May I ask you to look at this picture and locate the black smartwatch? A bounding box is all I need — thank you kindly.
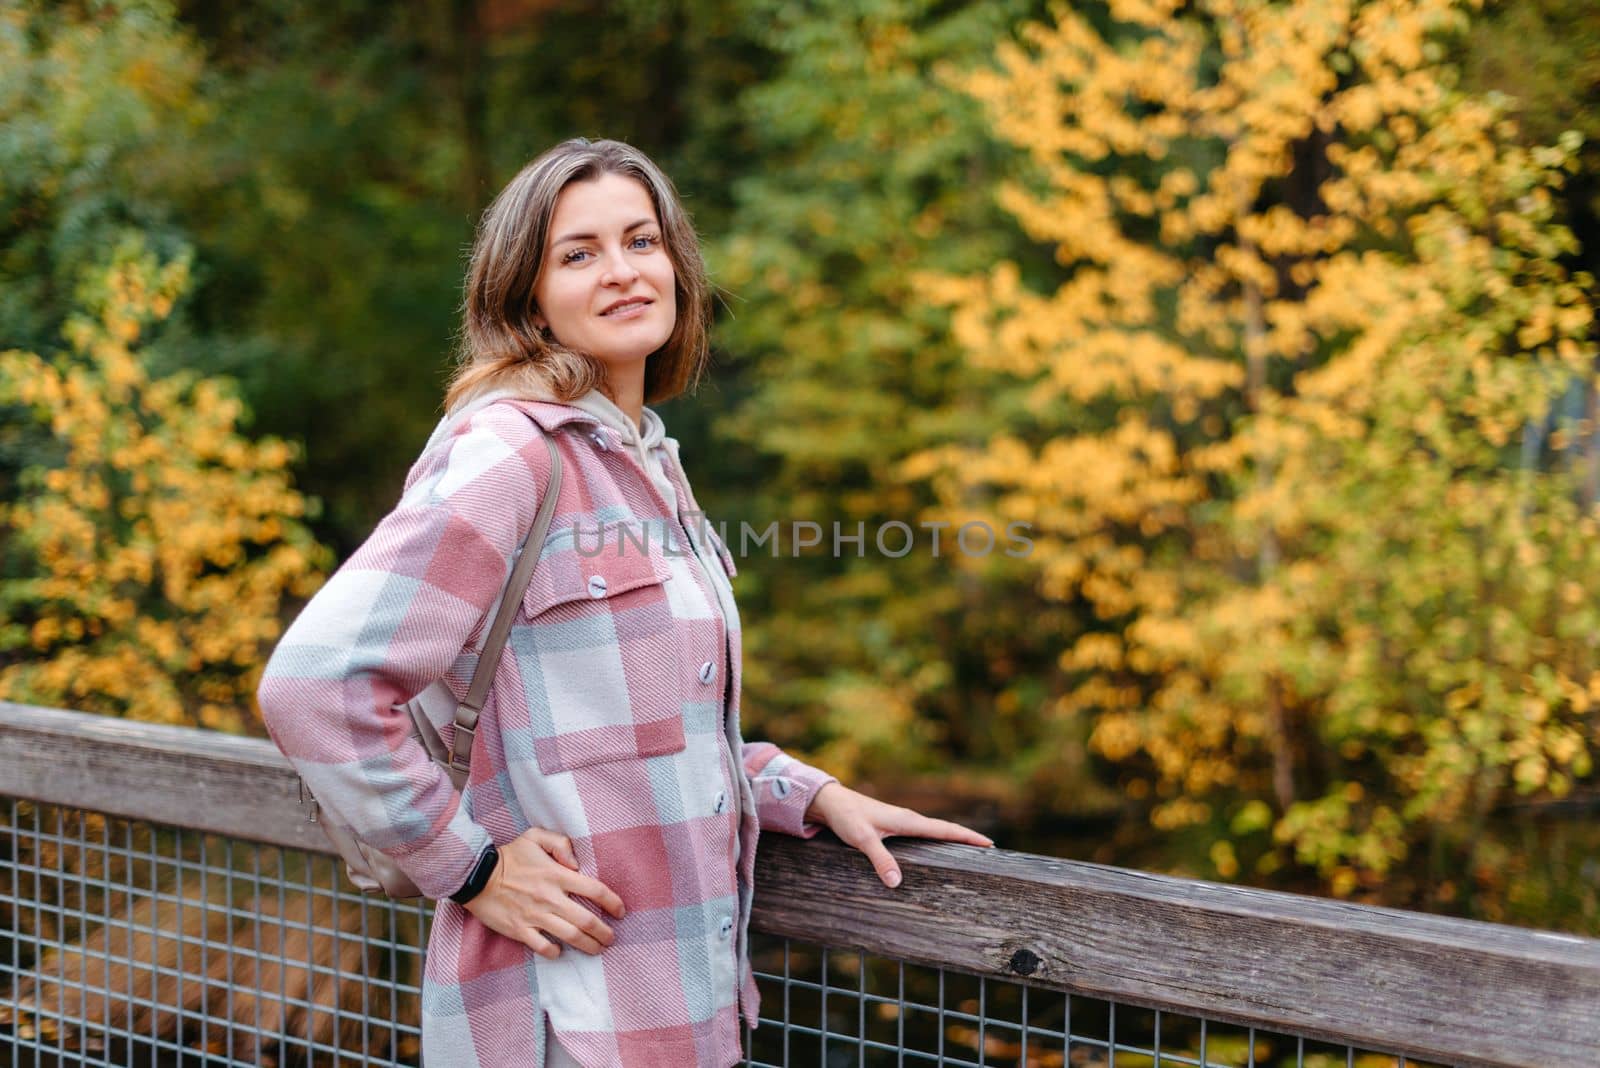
[450,843,499,905]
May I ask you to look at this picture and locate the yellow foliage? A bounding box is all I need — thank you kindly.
[918,0,1599,894]
[0,237,329,731]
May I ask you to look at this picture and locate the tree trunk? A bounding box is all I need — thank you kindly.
[1237,168,1293,811]
[1582,355,1599,508]
[449,0,491,214]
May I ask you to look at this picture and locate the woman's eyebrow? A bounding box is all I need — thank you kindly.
[550,218,657,246]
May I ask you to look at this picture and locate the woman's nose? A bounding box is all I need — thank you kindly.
[600,248,640,286]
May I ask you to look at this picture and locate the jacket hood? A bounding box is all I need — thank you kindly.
[569,389,664,472]
[426,387,664,470]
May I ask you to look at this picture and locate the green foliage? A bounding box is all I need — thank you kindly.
[1458,0,1600,228]
[163,0,778,550]
[0,0,208,373]
[704,0,1106,803]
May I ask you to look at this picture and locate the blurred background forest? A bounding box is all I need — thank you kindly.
[2,0,1598,936]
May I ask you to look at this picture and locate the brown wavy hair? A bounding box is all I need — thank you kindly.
[445,138,712,413]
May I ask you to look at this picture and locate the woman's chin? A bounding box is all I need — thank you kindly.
[587,334,674,368]
[588,345,661,371]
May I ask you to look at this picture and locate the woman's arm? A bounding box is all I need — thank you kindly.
[256,404,549,900]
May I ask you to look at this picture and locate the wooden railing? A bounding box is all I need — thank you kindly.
[3,700,1598,1067]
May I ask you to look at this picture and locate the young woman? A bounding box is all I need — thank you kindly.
[256,137,992,1067]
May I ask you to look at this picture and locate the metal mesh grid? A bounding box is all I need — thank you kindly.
[2,798,430,1066]
[738,937,1453,1068]
[4,797,1453,1067]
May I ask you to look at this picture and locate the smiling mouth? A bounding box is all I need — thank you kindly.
[601,299,652,317]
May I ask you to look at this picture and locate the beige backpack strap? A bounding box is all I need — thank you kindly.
[448,432,564,775]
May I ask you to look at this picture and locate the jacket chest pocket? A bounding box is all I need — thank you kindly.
[514,533,686,775]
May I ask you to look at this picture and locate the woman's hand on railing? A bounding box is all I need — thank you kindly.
[463,827,626,959]
[804,782,995,889]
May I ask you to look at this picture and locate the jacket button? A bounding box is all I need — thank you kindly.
[587,575,608,598]
[713,790,728,814]
[589,431,610,452]
[718,915,734,940]
[771,778,791,799]
[698,660,716,684]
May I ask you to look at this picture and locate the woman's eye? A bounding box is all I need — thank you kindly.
[631,234,661,250]
[561,249,590,265]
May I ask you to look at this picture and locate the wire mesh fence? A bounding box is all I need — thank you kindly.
[2,798,428,1066]
[738,938,1449,1068]
[1,796,1452,1067]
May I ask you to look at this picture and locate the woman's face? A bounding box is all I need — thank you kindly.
[532,172,677,374]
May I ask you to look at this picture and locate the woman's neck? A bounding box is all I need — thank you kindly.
[601,366,645,430]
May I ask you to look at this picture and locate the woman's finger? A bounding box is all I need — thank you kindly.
[540,913,609,956]
[906,816,994,847]
[563,901,620,949]
[952,822,996,846]
[526,827,580,869]
[852,833,903,889]
[544,891,617,948]
[525,929,559,960]
[560,870,628,920]
[873,807,995,847]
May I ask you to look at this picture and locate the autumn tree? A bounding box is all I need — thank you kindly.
[917,0,1599,911]
[0,236,328,731]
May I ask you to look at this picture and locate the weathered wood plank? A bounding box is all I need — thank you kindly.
[751,833,1600,1068]
[0,700,326,853]
[6,701,1599,1066]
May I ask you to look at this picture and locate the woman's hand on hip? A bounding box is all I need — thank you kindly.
[804,782,995,889]
[463,827,626,959]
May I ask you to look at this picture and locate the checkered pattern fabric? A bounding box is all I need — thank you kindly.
[257,398,837,1067]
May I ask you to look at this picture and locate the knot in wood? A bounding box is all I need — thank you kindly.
[1006,947,1041,977]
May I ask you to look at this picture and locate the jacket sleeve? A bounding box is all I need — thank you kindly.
[256,404,548,900]
[741,741,838,837]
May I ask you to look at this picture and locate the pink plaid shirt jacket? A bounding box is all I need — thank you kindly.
[256,397,837,1067]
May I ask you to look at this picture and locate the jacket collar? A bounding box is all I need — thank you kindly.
[501,397,603,433]
[503,398,679,464]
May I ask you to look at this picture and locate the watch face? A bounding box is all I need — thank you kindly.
[453,844,498,904]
